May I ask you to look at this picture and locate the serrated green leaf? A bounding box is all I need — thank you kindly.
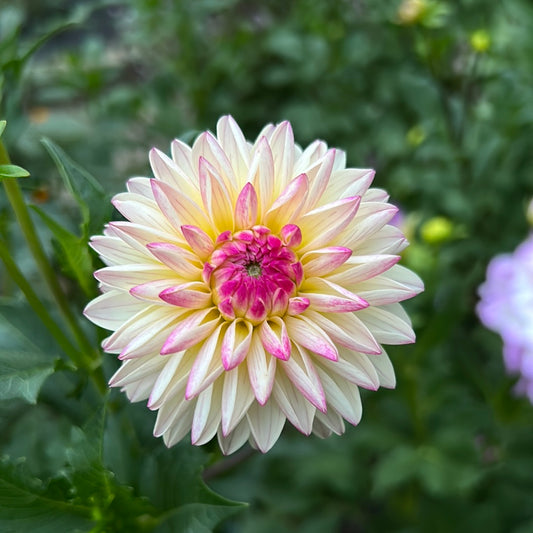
[66,405,158,532]
[0,302,59,404]
[65,405,112,505]
[155,502,244,533]
[141,446,246,533]
[41,138,111,238]
[0,164,29,179]
[30,205,94,296]
[0,350,57,404]
[0,458,93,533]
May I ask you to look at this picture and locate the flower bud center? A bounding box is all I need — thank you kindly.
[205,225,303,324]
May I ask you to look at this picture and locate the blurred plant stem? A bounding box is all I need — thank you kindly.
[0,138,106,394]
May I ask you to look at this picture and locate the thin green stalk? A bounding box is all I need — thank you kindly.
[1,138,106,393]
[0,239,80,360]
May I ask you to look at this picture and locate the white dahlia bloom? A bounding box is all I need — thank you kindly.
[84,116,423,454]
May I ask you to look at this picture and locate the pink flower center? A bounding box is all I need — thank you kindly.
[204,224,304,324]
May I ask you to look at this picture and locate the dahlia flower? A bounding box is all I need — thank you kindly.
[84,116,423,453]
[477,235,533,402]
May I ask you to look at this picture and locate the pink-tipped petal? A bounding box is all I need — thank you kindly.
[146,242,201,278]
[287,296,310,316]
[285,315,338,361]
[234,182,258,230]
[180,225,214,260]
[159,283,212,309]
[160,308,220,354]
[259,317,291,361]
[281,345,327,412]
[221,319,253,371]
[264,173,308,231]
[301,247,352,277]
[151,179,211,234]
[280,224,302,248]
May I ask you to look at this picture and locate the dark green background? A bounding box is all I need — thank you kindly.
[1,1,533,531]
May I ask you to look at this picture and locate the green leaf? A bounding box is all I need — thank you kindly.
[30,206,94,296]
[0,302,58,404]
[66,405,158,532]
[40,138,111,238]
[0,121,5,137]
[0,457,93,533]
[0,350,57,404]
[0,164,29,179]
[141,446,246,533]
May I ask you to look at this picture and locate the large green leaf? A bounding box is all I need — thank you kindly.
[0,302,58,404]
[65,406,157,532]
[0,458,93,533]
[141,446,246,533]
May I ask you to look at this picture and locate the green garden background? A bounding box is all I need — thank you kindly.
[1,0,533,531]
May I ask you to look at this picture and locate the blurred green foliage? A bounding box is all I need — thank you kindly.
[1,0,533,531]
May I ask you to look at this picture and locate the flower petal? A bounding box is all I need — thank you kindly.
[234,182,258,230]
[159,282,212,309]
[221,364,255,436]
[146,242,202,278]
[191,382,222,445]
[246,400,286,453]
[285,315,338,361]
[264,173,308,232]
[280,344,327,412]
[248,136,275,217]
[83,290,146,330]
[185,324,226,399]
[199,156,234,232]
[301,247,352,278]
[303,309,381,355]
[221,318,253,371]
[273,372,315,435]
[356,303,415,345]
[216,115,251,188]
[217,418,251,455]
[315,366,363,426]
[259,317,291,361]
[161,308,221,354]
[247,331,276,405]
[298,196,361,252]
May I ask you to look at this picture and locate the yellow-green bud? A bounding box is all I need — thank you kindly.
[397,0,427,25]
[407,125,426,147]
[420,216,453,244]
[470,30,491,53]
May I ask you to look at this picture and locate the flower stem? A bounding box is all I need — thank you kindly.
[0,138,106,394]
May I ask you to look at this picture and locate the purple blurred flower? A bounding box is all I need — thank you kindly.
[477,235,533,402]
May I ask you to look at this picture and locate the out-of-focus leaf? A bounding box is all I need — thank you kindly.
[0,350,56,404]
[65,406,157,532]
[0,302,58,404]
[0,120,5,136]
[0,457,93,533]
[0,164,29,179]
[141,446,245,533]
[40,138,111,238]
[31,205,93,296]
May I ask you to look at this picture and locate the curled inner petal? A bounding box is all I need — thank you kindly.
[208,225,303,324]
